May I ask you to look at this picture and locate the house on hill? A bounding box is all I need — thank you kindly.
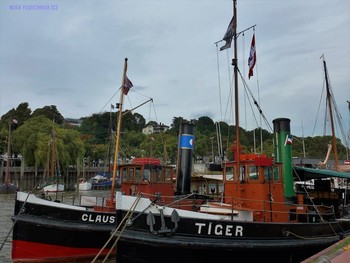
[142,123,169,135]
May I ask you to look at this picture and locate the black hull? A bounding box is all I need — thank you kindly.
[115,209,350,263]
[116,237,325,263]
[12,192,116,262]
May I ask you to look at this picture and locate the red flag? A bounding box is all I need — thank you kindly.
[123,76,133,95]
[220,16,235,51]
[248,34,256,79]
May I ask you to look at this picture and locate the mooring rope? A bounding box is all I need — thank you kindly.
[91,193,142,263]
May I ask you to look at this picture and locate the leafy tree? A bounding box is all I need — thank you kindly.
[32,105,64,124]
[120,130,146,158]
[145,120,158,127]
[13,116,84,170]
[0,103,32,152]
[140,133,178,163]
[169,117,189,134]
[122,112,145,132]
[193,116,215,135]
[79,112,111,144]
[0,102,32,129]
[2,100,350,168]
[193,132,211,160]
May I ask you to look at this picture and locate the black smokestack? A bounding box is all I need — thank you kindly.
[175,122,195,195]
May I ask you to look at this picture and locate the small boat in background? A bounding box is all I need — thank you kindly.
[41,183,65,192]
[91,172,113,190]
[38,129,65,193]
[77,178,92,191]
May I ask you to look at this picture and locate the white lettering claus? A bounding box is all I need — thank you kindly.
[81,213,115,224]
[195,222,243,236]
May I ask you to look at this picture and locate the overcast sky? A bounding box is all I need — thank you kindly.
[0,0,349,142]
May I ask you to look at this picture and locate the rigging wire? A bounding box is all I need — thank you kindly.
[215,43,234,157]
[215,43,223,121]
[216,24,267,155]
[241,31,247,131]
[311,58,349,159]
[251,27,264,152]
[237,68,273,133]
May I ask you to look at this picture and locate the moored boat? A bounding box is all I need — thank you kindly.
[11,155,175,262]
[114,119,350,263]
[11,191,116,262]
[41,182,65,192]
[37,129,65,193]
[91,172,113,190]
[77,179,92,191]
[11,58,135,262]
[112,1,350,262]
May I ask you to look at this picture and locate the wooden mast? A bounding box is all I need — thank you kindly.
[232,0,240,174]
[5,120,12,186]
[0,119,17,193]
[50,130,56,182]
[110,58,128,200]
[322,57,339,170]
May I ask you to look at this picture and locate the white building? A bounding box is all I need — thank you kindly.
[142,123,169,135]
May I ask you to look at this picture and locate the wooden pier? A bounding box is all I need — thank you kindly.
[0,158,108,191]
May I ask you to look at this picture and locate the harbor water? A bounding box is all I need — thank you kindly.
[0,190,115,263]
[0,193,14,263]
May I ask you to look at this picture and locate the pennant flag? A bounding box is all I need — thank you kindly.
[248,34,256,79]
[123,76,133,95]
[284,134,293,146]
[111,104,115,109]
[220,16,235,51]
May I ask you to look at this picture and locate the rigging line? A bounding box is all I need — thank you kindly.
[91,193,142,263]
[241,31,247,131]
[330,88,349,148]
[240,74,266,135]
[251,28,264,152]
[102,195,142,263]
[238,68,273,132]
[98,87,121,115]
[241,84,260,132]
[215,43,223,121]
[286,152,329,222]
[146,98,152,124]
[224,46,234,125]
[216,36,234,128]
[150,98,159,124]
[150,101,170,163]
[312,63,326,137]
[291,166,343,233]
[224,74,235,155]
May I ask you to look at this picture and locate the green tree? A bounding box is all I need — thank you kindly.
[13,116,84,170]
[32,105,64,124]
[169,117,189,134]
[194,116,215,135]
[122,112,145,132]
